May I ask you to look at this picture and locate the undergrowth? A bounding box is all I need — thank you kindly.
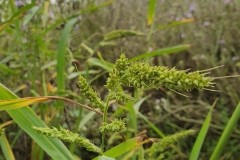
[0,0,240,160]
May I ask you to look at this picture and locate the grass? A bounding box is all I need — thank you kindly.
[0,0,240,159]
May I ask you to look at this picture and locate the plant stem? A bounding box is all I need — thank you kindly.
[101,95,111,151]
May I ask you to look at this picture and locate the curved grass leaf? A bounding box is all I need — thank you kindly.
[87,58,113,72]
[57,17,78,94]
[157,18,194,31]
[0,97,49,110]
[0,64,16,75]
[130,44,190,61]
[190,101,216,160]
[23,6,40,26]
[93,137,147,160]
[147,0,157,26]
[0,83,74,160]
[210,102,240,160]
[0,132,15,160]
[103,30,144,41]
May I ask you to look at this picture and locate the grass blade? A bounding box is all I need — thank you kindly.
[0,3,35,32]
[0,97,49,110]
[0,83,74,160]
[0,64,16,75]
[147,0,157,26]
[103,29,144,41]
[93,137,147,159]
[0,96,103,116]
[190,101,216,160]
[130,44,191,61]
[23,6,40,26]
[0,132,15,160]
[157,18,194,31]
[56,17,78,94]
[210,102,240,160]
[87,58,113,72]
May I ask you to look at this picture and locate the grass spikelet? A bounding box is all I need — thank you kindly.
[149,129,196,159]
[99,119,126,133]
[108,55,214,92]
[78,75,105,111]
[33,126,102,154]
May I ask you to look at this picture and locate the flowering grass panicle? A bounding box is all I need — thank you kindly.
[107,54,213,92]
[78,75,105,111]
[32,126,102,154]
[99,119,126,133]
[149,129,196,160]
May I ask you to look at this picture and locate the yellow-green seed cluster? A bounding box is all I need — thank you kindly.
[33,126,102,153]
[99,119,126,133]
[107,54,213,92]
[149,130,196,159]
[78,75,105,111]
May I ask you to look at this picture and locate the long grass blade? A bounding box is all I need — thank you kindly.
[190,101,216,160]
[0,83,74,160]
[147,0,157,26]
[23,6,40,25]
[0,96,103,116]
[87,58,113,72]
[93,137,148,160]
[130,44,191,61]
[103,29,144,41]
[210,102,240,160]
[0,132,15,160]
[0,97,49,110]
[56,17,78,94]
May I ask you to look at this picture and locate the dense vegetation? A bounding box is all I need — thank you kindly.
[0,0,240,160]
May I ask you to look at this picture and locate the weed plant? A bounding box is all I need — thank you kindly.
[0,0,240,160]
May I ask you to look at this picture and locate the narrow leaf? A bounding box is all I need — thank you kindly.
[0,132,15,160]
[0,97,49,110]
[0,64,16,75]
[210,102,240,160]
[130,44,190,61]
[104,30,144,41]
[23,6,40,25]
[97,155,116,160]
[87,58,113,72]
[147,0,157,26]
[190,101,216,160]
[56,17,78,94]
[93,137,146,159]
[157,18,194,30]
[0,83,74,160]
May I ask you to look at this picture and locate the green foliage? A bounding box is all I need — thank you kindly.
[190,102,215,160]
[210,102,240,160]
[0,0,239,159]
[0,83,74,160]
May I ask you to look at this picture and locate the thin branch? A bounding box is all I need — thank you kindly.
[44,96,103,116]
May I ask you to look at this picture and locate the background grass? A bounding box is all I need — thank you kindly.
[0,0,240,159]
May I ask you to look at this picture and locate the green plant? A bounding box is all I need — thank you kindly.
[0,54,215,159]
[1,0,240,159]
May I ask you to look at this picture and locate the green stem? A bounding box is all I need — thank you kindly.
[101,95,111,151]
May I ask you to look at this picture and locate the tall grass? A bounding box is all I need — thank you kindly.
[0,0,240,159]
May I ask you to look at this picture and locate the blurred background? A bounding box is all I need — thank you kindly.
[0,0,240,159]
